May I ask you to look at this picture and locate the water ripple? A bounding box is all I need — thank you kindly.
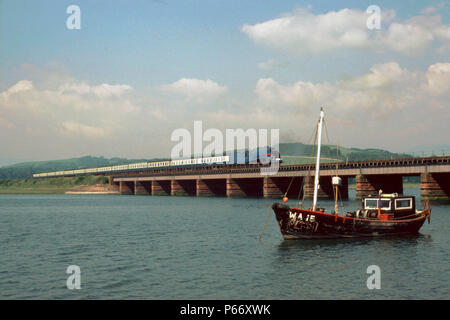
[0,191,448,299]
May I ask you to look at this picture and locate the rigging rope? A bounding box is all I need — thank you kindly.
[259,206,272,241]
[323,118,331,146]
[283,119,318,200]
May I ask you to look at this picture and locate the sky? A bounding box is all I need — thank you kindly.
[0,0,449,161]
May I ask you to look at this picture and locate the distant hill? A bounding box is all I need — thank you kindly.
[0,142,413,179]
[279,142,412,164]
[0,156,157,179]
[0,158,33,167]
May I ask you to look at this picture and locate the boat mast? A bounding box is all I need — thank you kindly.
[312,108,324,211]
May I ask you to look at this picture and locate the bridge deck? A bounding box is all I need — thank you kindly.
[112,156,450,182]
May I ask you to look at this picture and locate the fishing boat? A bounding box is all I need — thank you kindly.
[271,108,431,240]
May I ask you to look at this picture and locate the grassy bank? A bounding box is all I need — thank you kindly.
[0,175,110,194]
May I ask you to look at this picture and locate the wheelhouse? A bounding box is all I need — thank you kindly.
[362,193,416,219]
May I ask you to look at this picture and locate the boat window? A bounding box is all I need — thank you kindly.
[365,199,378,209]
[395,198,412,210]
[364,199,391,209]
[380,199,391,209]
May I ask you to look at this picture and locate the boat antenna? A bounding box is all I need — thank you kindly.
[312,108,324,211]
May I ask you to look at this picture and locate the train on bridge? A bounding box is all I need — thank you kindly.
[33,147,282,178]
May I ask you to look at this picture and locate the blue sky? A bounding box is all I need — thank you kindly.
[0,0,449,160]
[2,0,447,87]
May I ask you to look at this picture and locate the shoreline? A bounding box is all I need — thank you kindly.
[65,191,120,195]
[0,175,118,195]
[0,187,120,195]
[0,183,422,195]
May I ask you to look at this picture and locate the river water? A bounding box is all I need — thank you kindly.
[0,188,448,299]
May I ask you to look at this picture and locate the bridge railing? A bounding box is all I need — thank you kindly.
[281,150,450,165]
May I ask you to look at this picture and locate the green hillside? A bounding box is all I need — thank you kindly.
[0,156,153,179]
[279,142,412,165]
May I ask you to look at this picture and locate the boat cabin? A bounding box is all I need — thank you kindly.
[361,193,416,219]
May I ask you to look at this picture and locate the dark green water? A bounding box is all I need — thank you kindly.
[0,188,448,299]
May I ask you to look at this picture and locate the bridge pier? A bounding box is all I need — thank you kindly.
[226,178,264,198]
[111,179,120,188]
[302,176,348,200]
[263,177,303,199]
[356,174,403,198]
[134,180,151,195]
[196,179,226,197]
[152,180,171,196]
[420,173,450,200]
[120,181,134,195]
[303,176,337,199]
[171,180,196,196]
[337,176,349,200]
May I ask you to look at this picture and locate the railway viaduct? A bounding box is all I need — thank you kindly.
[107,156,450,200]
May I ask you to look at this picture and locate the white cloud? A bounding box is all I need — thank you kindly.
[242,8,372,54]
[381,22,434,55]
[158,78,228,103]
[1,80,34,99]
[91,83,133,98]
[0,77,139,147]
[253,61,446,119]
[58,82,91,95]
[0,117,15,129]
[246,61,450,149]
[60,121,109,139]
[425,62,450,96]
[255,77,332,111]
[241,7,450,56]
[0,62,448,159]
[345,62,412,89]
[58,82,132,98]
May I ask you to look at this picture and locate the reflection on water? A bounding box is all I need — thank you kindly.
[275,233,432,263]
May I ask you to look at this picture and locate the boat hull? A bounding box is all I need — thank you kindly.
[271,203,428,240]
